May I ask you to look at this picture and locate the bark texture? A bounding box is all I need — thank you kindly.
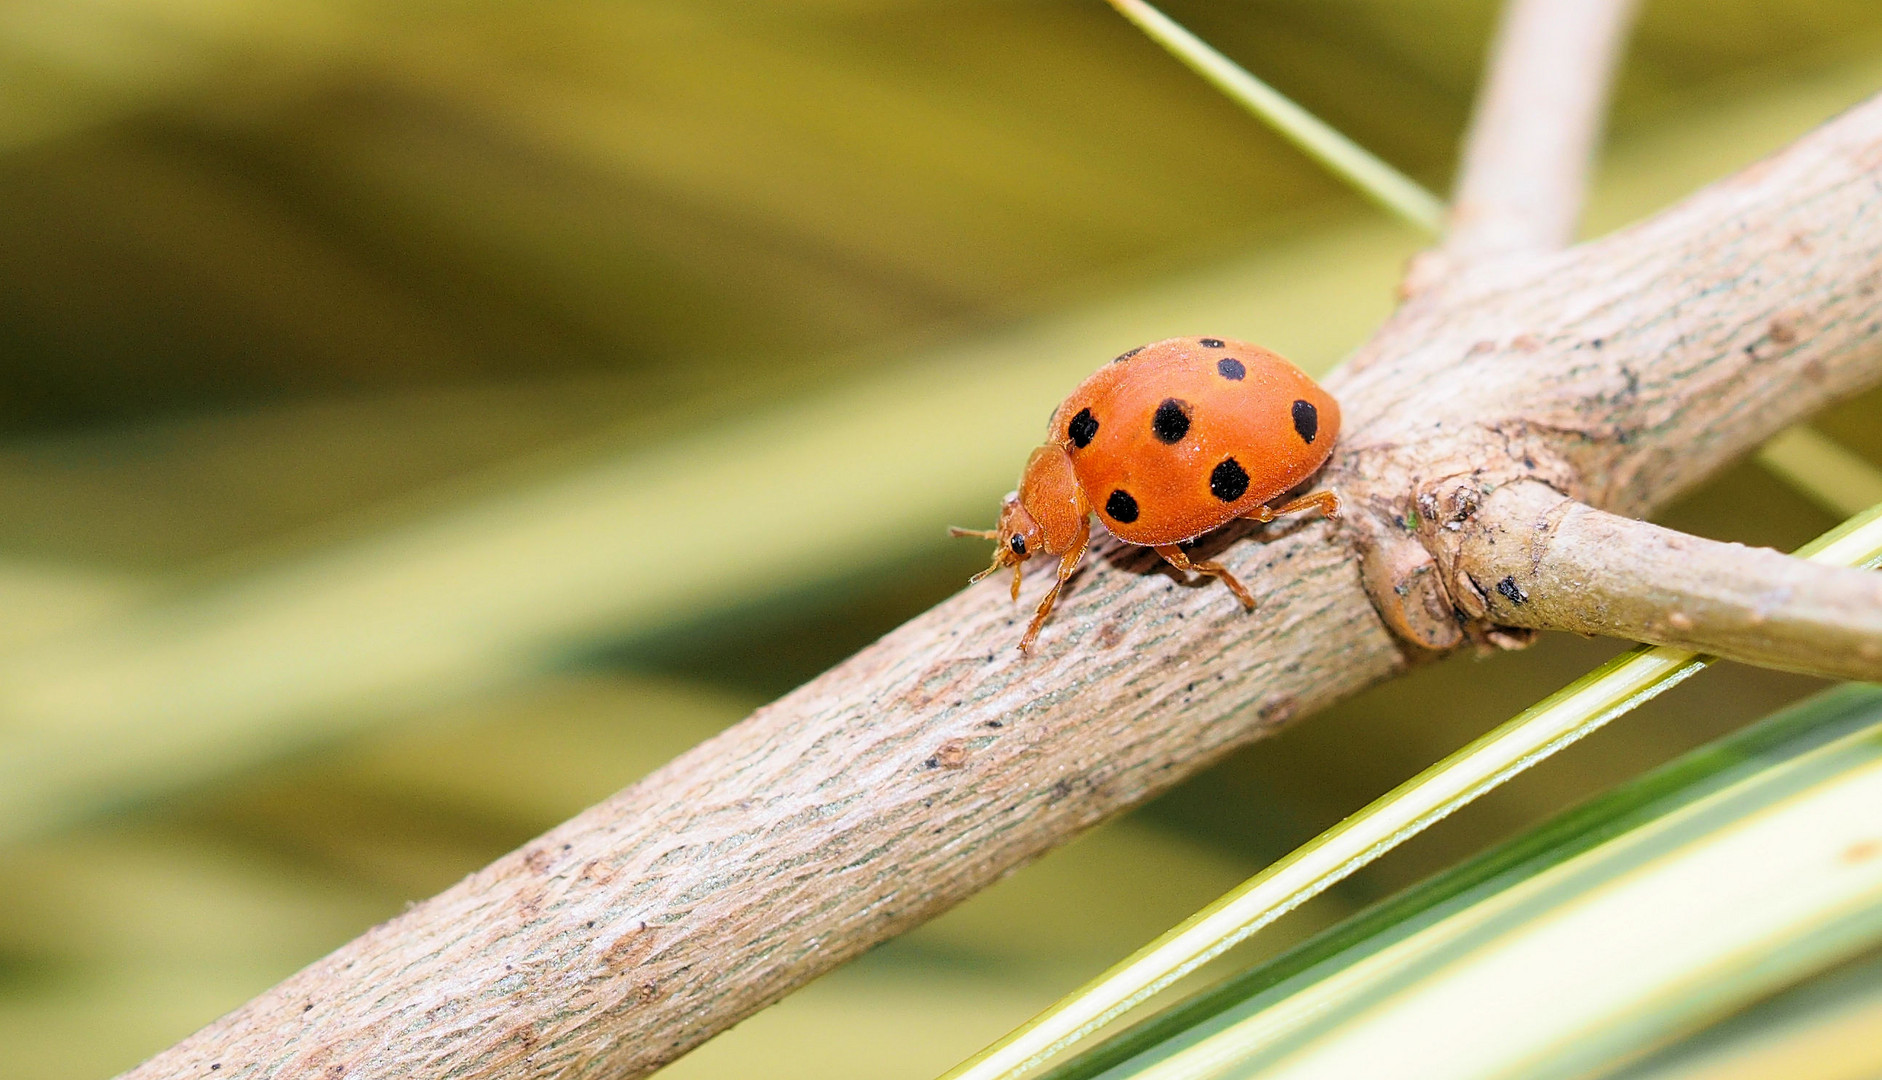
[1348,93,1882,652]
[1453,480,1882,677]
[123,87,1882,1080]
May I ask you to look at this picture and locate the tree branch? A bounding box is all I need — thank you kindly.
[1352,81,1882,652]
[1448,480,1882,677]
[1444,0,1640,263]
[120,91,1882,1080]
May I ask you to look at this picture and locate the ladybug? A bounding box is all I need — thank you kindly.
[953,336,1341,651]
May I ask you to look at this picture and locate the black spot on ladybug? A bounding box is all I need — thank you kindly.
[1198,337,1225,348]
[1105,489,1140,523]
[1113,346,1145,364]
[1009,535,1027,555]
[1210,458,1250,502]
[1292,399,1319,444]
[1151,398,1191,444]
[1217,357,1246,380]
[1068,408,1099,448]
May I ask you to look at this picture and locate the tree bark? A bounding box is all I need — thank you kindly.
[1349,90,1882,653]
[122,79,1882,1080]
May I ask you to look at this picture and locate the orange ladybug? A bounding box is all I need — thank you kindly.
[954,336,1341,651]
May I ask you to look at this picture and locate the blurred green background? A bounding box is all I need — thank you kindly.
[0,2,1880,1077]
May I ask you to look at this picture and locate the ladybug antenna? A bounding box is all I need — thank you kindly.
[967,549,1007,585]
[953,525,1011,585]
[957,530,1023,595]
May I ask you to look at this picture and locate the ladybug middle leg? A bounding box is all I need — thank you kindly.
[1242,489,1341,524]
[1153,544,1256,611]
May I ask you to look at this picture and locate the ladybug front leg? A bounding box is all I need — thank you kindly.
[1018,519,1090,653]
[1153,544,1256,611]
[1242,489,1341,524]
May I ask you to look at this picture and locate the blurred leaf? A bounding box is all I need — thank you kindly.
[1755,426,1882,519]
[1075,682,1882,1079]
[1610,946,1882,1080]
[0,820,391,1079]
[1047,682,1882,1078]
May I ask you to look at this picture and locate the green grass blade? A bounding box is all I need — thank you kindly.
[1117,687,1882,1080]
[937,502,1882,1080]
[1040,682,1882,1079]
[1102,0,1445,234]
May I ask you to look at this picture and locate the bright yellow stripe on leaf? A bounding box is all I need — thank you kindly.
[1232,741,1882,1079]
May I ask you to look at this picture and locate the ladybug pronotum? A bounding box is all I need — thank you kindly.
[953,336,1341,651]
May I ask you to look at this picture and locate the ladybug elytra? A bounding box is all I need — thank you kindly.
[953,336,1341,651]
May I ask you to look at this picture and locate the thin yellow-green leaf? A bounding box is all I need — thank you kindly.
[1102,0,1445,234]
[1136,696,1882,1080]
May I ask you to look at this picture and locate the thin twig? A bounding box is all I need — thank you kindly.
[1444,0,1641,263]
[1449,481,1882,679]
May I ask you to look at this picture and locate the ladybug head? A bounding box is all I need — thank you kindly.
[951,491,1042,601]
[953,442,1090,602]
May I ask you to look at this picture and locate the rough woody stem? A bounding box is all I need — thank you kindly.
[117,91,1882,1080]
[1350,83,1882,652]
[1450,481,1882,678]
[1445,0,1640,262]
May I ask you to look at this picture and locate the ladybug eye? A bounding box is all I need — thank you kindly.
[1009,535,1028,556]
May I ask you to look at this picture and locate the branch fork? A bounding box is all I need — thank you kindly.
[1340,0,1882,674]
